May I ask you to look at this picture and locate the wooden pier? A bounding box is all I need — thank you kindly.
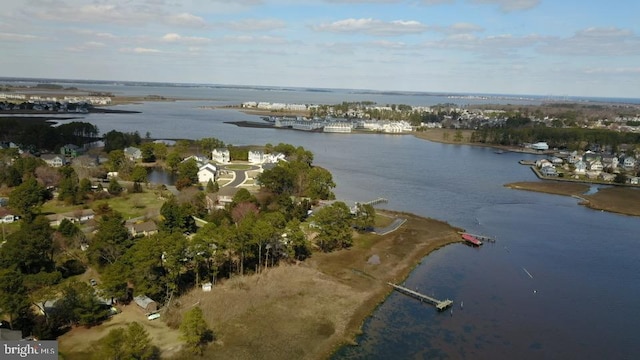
[361,198,388,206]
[387,283,453,311]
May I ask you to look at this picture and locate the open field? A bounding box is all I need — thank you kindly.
[505,181,640,216]
[164,210,462,360]
[58,303,184,359]
[413,129,475,145]
[41,190,165,220]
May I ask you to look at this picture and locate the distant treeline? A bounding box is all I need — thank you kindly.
[471,116,640,151]
[0,118,99,151]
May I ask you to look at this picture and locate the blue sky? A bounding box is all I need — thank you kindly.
[1,0,639,98]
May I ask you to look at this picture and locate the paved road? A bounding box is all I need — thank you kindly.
[220,164,260,188]
[374,218,407,235]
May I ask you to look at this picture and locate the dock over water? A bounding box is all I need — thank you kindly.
[361,197,388,206]
[387,283,453,311]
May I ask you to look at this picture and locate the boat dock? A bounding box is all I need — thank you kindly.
[459,232,495,243]
[360,197,388,206]
[387,283,453,311]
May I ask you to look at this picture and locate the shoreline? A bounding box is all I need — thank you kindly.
[56,210,463,360]
[162,210,463,360]
[504,181,640,217]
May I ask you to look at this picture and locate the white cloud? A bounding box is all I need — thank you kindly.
[370,40,407,49]
[162,33,211,44]
[226,19,286,32]
[165,13,206,28]
[438,22,484,34]
[539,27,640,56]
[313,18,429,36]
[470,0,540,12]
[223,35,288,45]
[120,47,161,54]
[0,32,41,41]
[584,67,640,75]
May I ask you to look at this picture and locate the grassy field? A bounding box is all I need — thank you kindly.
[41,190,166,220]
[505,181,640,216]
[413,129,475,145]
[58,303,184,359]
[225,164,253,170]
[163,210,462,360]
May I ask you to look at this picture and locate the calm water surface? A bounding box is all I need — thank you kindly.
[60,87,640,359]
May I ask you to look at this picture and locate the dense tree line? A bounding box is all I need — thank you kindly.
[0,142,375,350]
[0,119,99,151]
[471,116,640,152]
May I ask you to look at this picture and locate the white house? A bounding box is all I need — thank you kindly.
[248,150,266,164]
[588,160,604,172]
[540,166,558,176]
[211,148,230,164]
[574,160,587,174]
[531,141,549,151]
[124,147,142,161]
[0,208,17,223]
[198,163,218,183]
[622,156,636,169]
[182,155,208,168]
[41,154,65,167]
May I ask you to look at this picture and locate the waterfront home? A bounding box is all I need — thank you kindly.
[574,160,587,175]
[124,146,142,161]
[588,160,604,172]
[540,166,558,177]
[531,141,549,151]
[567,151,581,164]
[551,157,564,165]
[602,155,619,170]
[198,163,218,183]
[583,151,600,163]
[211,148,230,164]
[41,154,65,167]
[629,177,639,185]
[622,156,636,170]
[536,159,553,168]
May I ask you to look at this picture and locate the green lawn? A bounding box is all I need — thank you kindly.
[41,191,166,220]
[225,164,252,170]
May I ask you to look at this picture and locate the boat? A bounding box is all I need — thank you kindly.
[461,233,483,246]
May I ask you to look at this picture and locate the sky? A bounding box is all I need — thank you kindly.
[1,0,639,98]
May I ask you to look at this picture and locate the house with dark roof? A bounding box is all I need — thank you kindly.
[128,221,158,237]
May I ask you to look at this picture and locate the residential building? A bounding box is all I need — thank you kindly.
[574,160,587,174]
[41,154,65,167]
[531,141,549,151]
[124,147,142,161]
[211,148,230,164]
[198,163,218,183]
[128,221,158,237]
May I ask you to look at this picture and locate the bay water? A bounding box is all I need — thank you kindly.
[52,85,640,359]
